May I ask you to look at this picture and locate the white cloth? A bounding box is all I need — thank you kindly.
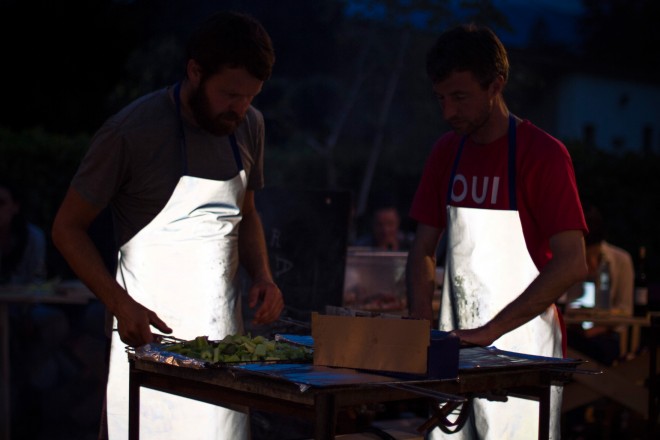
[106,171,249,439]
[433,207,563,440]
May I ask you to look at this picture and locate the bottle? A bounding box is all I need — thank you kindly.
[634,246,648,317]
[596,258,611,309]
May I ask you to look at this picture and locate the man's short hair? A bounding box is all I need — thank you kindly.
[186,10,275,81]
[426,23,509,88]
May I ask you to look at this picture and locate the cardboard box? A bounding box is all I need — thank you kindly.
[311,313,458,378]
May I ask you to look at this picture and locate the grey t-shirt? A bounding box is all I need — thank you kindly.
[72,85,265,247]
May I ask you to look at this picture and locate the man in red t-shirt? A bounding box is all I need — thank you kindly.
[406,24,588,439]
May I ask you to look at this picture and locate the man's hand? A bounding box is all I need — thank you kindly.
[248,278,284,325]
[450,326,495,347]
[114,297,172,347]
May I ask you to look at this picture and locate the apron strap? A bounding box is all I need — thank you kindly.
[173,81,242,176]
[507,114,517,210]
[445,114,518,328]
[446,136,466,204]
[229,133,244,172]
[448,113,518,210]
[173,81,189,174]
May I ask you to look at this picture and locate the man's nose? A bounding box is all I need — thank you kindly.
[230,96,251,115]
[442,101,456,120]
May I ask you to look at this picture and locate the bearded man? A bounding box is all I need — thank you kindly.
[52,11,283,440]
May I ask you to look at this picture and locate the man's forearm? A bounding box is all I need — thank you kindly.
[486,247,587,339]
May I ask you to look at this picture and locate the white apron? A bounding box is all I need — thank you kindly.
[432,116,563,440]
[106,83,249,439]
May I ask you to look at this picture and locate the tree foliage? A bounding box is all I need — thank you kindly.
[579,0,660,79]
[1,0,658,281]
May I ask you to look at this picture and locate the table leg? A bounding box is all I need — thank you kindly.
[631,324,641,354]
[314,393,336,440]
[619,327,629,358]
[537,386,550,440]
[0,303,10,440]
[129,362,140,440]
[648,315,659,438]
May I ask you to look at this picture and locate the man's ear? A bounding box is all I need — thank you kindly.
[489,75,505,96]
[186,59,203,86]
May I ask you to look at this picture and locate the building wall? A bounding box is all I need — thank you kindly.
[554,74,660,153]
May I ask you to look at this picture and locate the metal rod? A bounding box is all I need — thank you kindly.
[385,382,466,403]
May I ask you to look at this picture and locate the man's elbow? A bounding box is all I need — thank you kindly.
[570,254,589,286]
[51,215,67,253]
[51,210,80,253]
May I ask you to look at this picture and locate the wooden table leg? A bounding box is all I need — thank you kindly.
[631,324,642,354]
[129,362,140,440]
[648,314,659,438]
[314,393,336,440]
[0,304,10,440]
[537,386,551,440]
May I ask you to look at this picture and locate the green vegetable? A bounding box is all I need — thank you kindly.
[161,334,312,364]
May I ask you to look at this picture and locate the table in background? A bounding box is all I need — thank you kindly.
[0,281,95,440]
[562,310,659,437]
[563,310,649,357]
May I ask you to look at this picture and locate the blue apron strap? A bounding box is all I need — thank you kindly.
[507,114,517,211]
[446,138,466,203]
[444,114,518,328]
[174,81,243,175]
[446,138,466,329]
[228,134,244,172]
[173,81,189,175]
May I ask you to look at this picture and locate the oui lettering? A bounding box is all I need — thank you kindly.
[451,175,500,204]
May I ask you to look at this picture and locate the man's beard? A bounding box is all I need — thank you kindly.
[448,103,492,137]
[189,84,245,136]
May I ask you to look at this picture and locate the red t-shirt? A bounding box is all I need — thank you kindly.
[410,119,587,270]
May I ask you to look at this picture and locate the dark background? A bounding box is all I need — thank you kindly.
[2,2,659,439]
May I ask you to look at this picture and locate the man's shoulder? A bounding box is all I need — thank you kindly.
[428,131,461,162]
[105,88,173,133]
[518,119,571,162]
[518,120,564,146]
[434,130,460,148]
[234,105,265,148]
[244,105,264,130]
[603,241,633,265]
[246,105,263,119]
[86,87,175,156]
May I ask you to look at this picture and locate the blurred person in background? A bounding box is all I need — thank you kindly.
[565,202,634,365]
[51,11,283,440]
[355,203,414,251]
[0,178,46,284]
[406,23,587,439]
[1,178,73,438]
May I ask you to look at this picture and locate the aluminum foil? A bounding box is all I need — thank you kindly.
[129,343,207,369]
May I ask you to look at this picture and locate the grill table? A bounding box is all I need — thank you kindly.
[128,345,583,439]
